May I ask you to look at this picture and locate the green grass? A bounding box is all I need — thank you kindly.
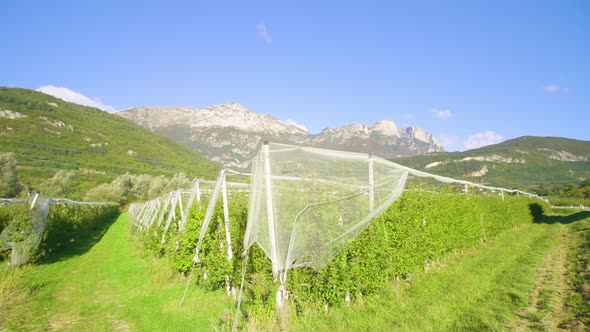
[288,220,567,331]
[0,214,230,331]
[564,212,590,328]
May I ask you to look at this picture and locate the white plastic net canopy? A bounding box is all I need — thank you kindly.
[0,194,51,266]
[1,195,117,266]
[244,142,409,273]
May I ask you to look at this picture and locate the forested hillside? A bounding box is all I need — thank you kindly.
[394,136,590,189]
[0,88,218,196]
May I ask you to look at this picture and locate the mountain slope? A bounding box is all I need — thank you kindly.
[0,87,218,193]
[118,104,444,168]
[394,136,590,187]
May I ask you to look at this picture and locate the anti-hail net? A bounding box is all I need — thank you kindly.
[0,194,117,266]
[244,142,408,273]
[128,177,249,252]
[0,194,51,266]
[243,142,549,276]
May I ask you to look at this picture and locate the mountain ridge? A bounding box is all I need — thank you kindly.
[118,103,445,168]
[394,136,590,188]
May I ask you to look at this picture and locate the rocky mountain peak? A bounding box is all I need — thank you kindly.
[371,119,400,137]
[203,102,250,115]
[118,105,445,168]
[405,126,431,142]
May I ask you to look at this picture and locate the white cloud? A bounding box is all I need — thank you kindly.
[282,119,308,132]
[36,85,116,112]
[544,84,561,93]
[464,131,504,150]
[438,134,459,150]
[256,23,272,44]
[430,108,452,119]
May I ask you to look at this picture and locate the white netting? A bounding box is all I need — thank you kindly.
[244,142,408,273]
[127,141,549,284]
[128,176,249,251]
[124,141,551,324]
[0,194,51,266]
[233,141,552,322]
[0,194,117,266]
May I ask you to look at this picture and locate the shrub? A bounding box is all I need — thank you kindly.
[0,153,22,198]
[39,170,75,197]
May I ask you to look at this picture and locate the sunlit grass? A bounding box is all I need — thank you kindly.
[1,214,230,331]
[288,222,562,331]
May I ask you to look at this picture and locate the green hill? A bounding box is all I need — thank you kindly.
[394,136,590,189]
[0,87,218,195]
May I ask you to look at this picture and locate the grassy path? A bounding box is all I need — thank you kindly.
[517,210,590,331]
[514,223,570,331]
[2,214,229,331]
[3,211,589,331]
[291,211,590,331]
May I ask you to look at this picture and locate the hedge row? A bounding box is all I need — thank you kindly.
[0,201,119,263]
[132,187,547,313]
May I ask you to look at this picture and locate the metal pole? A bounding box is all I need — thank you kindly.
[178,190,185,222]
[263,142,280,280]
[222,173,233,261]
[196,179,201,209]
[30,193,39,210]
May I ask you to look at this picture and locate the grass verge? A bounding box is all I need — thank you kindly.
[289,222,563,331]
[0,214,230,331]
[562,212,590,329]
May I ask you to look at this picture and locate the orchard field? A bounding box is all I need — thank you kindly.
[1,185,588,331]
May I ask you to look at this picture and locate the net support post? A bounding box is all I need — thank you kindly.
[263,142,280,281]
[196,179,201,209]
[221,172,233,261]
[178,190,185,222]
[30,193,39,210]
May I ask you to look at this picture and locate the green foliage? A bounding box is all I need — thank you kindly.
[0,87,218,197]
[133,186,546,317]
[286,189,540,307]
[0,201,119,263]
[33,203,119,262]
[394,136,590,188]
[84,172,192,204]
[39,170,75,198]
[288,218,567,331]
[1,214,230,331]
[560,178,590,199]
[1,203,19,234]
[539,178,590,206]
[169,206,205,273]
[564,216,590,327]
[0,202,28,241]
[0,153,23,197]
[84,183,125,204]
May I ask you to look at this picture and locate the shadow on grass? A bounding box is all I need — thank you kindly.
[41,213,121,264]
[530,203,590,225]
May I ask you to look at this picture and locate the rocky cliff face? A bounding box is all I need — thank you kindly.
[118,103,445,168]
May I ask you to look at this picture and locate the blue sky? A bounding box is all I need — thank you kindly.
[1,1,588,151]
